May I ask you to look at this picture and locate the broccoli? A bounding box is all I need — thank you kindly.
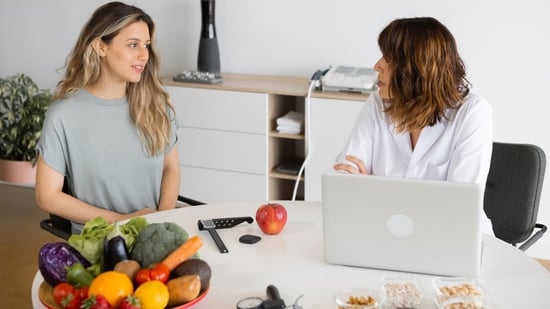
[130,222,189,268]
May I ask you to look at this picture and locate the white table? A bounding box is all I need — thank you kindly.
[32,201,550,308]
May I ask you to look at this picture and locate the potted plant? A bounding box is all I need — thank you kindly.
[0,73,51,184]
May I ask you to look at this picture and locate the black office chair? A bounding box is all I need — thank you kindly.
[40,180,205,240]
[484,142,548,251]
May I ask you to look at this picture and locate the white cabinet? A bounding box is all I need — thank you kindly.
[163,74,368,203]
[166,86,268,203]
[173,87,266,133]
[305,98,365,201]
[179,127,266,174]
[180,166,266,203]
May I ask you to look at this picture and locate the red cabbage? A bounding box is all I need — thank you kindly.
[38,242,91,286]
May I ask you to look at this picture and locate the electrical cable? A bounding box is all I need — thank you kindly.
[291,67,331,201]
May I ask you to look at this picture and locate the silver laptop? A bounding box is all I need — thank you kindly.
[321,173,483,277]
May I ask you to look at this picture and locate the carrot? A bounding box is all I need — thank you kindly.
[162,235,203,271]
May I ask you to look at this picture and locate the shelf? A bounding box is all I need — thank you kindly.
[269,170,304,181]
[269,131,305,140]
[163,73,369,101]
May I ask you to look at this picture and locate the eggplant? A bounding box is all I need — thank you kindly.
[103,235,129,270]
[38,242,91,287]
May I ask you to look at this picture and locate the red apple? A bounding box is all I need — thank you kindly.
[255,203,287,235]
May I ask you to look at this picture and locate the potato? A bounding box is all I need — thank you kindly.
[113,259,141,281]
[167,275,201,306]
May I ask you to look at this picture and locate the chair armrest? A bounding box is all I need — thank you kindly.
[40,218,71,240]
[177,195,205,206]
[519,223,548,251]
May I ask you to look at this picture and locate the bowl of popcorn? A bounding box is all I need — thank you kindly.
[334,289,380,309]
[432,277,487,309]
[381,277,424,309]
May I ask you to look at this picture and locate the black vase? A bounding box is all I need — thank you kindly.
[197,0,221,74]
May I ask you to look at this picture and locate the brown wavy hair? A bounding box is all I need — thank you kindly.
[378,17,470,133]
[54,1,174,156]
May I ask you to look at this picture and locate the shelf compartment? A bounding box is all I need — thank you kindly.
[269,170,304,181]
[269,177,304,200]
[269,131,305,140]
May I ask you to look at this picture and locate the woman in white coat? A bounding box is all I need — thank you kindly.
[334,17,493,233]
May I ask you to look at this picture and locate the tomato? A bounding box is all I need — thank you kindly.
[62,295,82,309]
[134,280,169,309]
[88,271,133,308]
[77,287,89,300]
[53,282,82,309]
[53,282,75,305]
[135,269,152,286]
[149,263,170,283]
[135,264,170,286]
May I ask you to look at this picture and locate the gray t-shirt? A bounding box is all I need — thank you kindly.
[37,89,177,232]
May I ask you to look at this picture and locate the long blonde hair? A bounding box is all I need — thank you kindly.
[54,1,174,156]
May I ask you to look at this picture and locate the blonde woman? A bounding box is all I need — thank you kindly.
[36,2,180,233]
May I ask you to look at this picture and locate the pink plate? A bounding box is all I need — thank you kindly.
[39,280,209,309]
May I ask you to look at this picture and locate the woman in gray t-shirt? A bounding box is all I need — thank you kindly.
[35,2,180,233]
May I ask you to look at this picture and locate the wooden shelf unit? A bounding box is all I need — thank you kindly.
[163,73,368,202]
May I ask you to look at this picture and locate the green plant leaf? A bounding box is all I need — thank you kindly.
[0,73,52,163]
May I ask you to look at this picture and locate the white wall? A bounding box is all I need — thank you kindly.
[2,0,549,258]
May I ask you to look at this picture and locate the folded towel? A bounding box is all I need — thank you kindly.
[276,111,304,129]
[277,126,302,135]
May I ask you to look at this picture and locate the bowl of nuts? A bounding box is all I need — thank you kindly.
[334,289,380,309]
[432,277,487,309]
[381,277,424,309]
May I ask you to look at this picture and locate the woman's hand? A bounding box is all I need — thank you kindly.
[333,155,369,175]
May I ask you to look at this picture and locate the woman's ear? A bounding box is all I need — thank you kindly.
[91,38,107,57]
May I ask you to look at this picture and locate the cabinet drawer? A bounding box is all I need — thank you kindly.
[180,166,267,203]
[178,127,267,175]
[167,86,268,134]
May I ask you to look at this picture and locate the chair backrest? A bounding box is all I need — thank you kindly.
[40,177,205,239]
[39,178,73,240]
[484,142,546,245]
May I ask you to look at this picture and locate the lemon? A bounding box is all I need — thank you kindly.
[134,280,170,309]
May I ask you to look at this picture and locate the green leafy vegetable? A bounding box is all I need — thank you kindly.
[68,216,148,265]
[109,217,148,251]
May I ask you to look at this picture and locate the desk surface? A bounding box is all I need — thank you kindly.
[32,201,550,308]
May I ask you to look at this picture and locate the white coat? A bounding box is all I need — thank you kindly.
[335,91,494,234]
